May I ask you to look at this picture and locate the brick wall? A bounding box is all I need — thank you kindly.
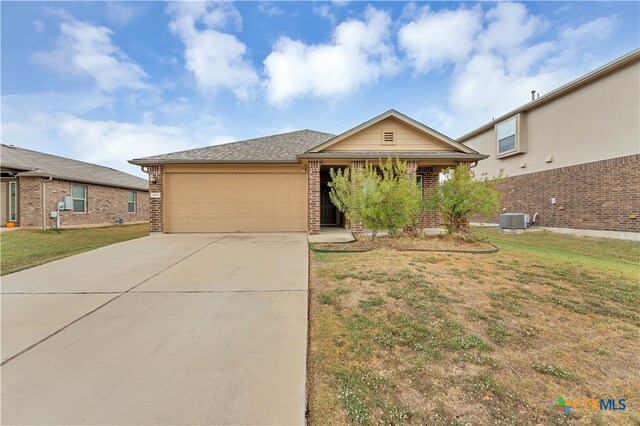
[307,161,321,234]
[18,177,44,228]
[148,165,164,233]
[417,166,440,228]
[477,154,639,232]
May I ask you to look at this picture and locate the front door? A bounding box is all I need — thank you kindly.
[320,183,338,225]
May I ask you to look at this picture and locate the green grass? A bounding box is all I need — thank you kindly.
[0,224,149,275]
[308,229,639,425]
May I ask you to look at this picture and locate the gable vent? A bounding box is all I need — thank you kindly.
[382,130,396,145]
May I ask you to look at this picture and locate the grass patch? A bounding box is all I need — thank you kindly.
[1,224,149,275]
[308,228,639,424]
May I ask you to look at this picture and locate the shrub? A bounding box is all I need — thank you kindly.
[328,157,423,241]
[428,165,503,234]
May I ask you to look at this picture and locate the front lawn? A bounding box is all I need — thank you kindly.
[0,223,149,275]
[308,228,639,425]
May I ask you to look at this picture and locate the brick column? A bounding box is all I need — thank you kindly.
[18,176,44,228]
[307,160,321,234]
[148,165,164,233]
[417,166,440,228]
[349,160,365,233]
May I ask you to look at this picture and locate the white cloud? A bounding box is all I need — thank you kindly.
[478,2,542,53]
[57,115,198,175]
[399,6,482,72]
[167,1,258,100]
[258,2,285,17]
[561,15,619,44]
[33,20,46,33]
[33,19,148,92]
[105,2,145,26]
[263,6,398,105]
[313,4,335,24]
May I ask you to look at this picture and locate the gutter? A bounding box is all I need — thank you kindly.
[128,159,301,166]
[15,171,148,192]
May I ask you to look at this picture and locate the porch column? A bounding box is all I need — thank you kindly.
[148,165,164,233]
[349,160,365,233]
[307,160,321,234]
[417,166,440,228]
[406,160,418,176]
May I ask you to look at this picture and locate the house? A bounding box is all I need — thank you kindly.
[0,145,149,229]
[459,49,640,235]
[129,110,487,234]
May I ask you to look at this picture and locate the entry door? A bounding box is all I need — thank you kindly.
[320,184,338,225]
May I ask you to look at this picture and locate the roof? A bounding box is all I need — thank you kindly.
[130,130,335,164]
[458,49,640,142]
[310,109,477,154]
[130,111,480,166]
[1,145,148,191]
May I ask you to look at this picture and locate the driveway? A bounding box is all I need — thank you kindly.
[0,233,309,425]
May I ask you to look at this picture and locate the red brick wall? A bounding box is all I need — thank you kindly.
[18,177,148,229]
[417,167,440,228]
[148,165,164,233]
[477,154,639,232]
[307,161,321,234]
[18,177,44,228]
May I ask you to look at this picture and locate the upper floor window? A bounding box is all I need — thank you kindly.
[496,117,517,155]
[127,191,137,213]
[72,184,87,213]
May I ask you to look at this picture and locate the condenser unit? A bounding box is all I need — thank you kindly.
[499,213,530,229]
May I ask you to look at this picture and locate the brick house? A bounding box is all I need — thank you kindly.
[1,145,149,229]
[459,49,639,236]
[130,110,487,234]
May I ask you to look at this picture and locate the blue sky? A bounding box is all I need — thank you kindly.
[2,1,638,176]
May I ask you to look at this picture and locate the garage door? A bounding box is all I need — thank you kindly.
[165,172,307,232]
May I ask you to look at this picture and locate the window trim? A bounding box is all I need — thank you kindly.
[8,181,17,222]
[127,191,137,214]
[494,113,526,159]
[72,183,87,214]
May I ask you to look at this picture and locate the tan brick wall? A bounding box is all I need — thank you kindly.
[17,177,148,229]
[476,154,639,232]
[417,166,440,228]
[307,161,321,234]
[148,165,164,232]
[18,177,44,228]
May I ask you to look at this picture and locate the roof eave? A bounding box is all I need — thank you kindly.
[128,159,301,166]
[297,153,489,161]
[15,171,148,192]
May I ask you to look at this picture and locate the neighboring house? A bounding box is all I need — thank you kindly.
[459,49,639,235]
[130,110,486,234]
[0,145,149,229]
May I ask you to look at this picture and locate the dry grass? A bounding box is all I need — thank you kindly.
[307,228,639,425]
[312,234,495,252]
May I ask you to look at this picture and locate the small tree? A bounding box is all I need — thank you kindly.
[428,165,503,234]
[328,157,423,241]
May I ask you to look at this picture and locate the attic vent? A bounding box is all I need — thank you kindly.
[382,130,396,145]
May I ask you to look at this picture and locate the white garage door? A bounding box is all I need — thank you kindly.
[165,172,307,232]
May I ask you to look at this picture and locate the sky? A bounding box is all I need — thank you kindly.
[2,1,639,177]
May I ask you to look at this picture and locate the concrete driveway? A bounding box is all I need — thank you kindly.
[0,233,308,425]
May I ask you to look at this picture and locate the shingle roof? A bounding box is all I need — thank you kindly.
[1,145,148,191]
[130,130,336,164]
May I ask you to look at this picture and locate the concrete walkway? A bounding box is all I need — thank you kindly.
[1,233,308,425]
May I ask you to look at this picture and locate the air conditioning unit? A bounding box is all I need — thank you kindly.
[499,213,530,229]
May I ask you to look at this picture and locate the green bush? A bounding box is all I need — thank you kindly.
[428,165,503,234]
[328,157,424,241]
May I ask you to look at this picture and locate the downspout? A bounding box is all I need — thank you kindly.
[42,177,52,229]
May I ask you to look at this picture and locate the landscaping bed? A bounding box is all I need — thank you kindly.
[311,234,497,253]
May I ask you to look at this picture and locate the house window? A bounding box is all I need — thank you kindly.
[496,117,517,155]
[416,175,423,199]
[9,181,17,221]
[382,130,396,145]
[127,191,136,213]
[72,184,87,213]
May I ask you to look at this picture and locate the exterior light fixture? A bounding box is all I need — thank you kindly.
[149,176,157,184]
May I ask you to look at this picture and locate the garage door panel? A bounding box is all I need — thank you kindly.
[166,172,306,232]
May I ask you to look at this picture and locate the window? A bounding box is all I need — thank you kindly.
[496,117,517,155]
[9,181,17,221]
[416,175,423,198]
[127,191,136,213]
[72,184,87,213]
